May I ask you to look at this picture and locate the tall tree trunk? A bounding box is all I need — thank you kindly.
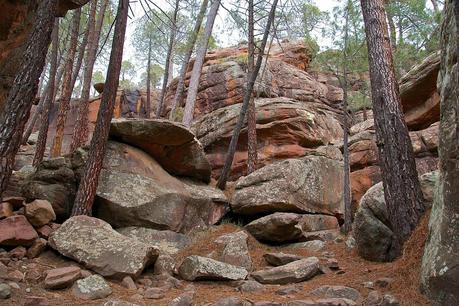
[182,0,221,127]
[21,93,45,145]
[33,20,60,166]
[167,52,174,85]
[342,0,352,234]
[50,9,81,157]
[360,0,425,256]
[169,0,209,121]
[246,0,257,174]
[156,0,180,117]
[71,0,129,216]
[146,35,152,118]
[70,0,108,152]
[217,0,278,190]
[0,0,57,197]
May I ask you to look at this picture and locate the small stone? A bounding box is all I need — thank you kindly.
[36,225,53,239]
[310,285,361,302]
[288,240,325,252]
[7,282,19,289]
[25,268,42,283]
[326,258,339,270]
[212,296,252,306]
[375,277,393,288]
[276,286,300,295]
[238,280,264,293]
[334,236,345,243]
[263,252,304,266]
[0,283,11,299]
[154,254,175,275]
[27,238,47,259]
[345,237,356,250]
[178,255,248,281]
[25,287,31,293]
[144,287,165,299]
[23,296,49,306]
[130,293,143,300]
[0,202,14,219]
[381,294,399,306]
[137,277,152,287]
[362,282,374,289]
[45,266,81,289]
[72,275,112,300]
[319,265,332,274]
[169,291,195,306]
[121,276,137,290]
[24,200,56,227]
[336,270,346,275]
[364,291,382,306]
[9,246,27,259]
[6,270,24,282]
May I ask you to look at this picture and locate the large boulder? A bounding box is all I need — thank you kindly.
[245,212,339,243]
[232,156,343,217]
[109,119,211,183]
[353,171,439,262]
[94,141,228,233]
[420,3,459,304]
[48,216,158,278]
[193,98,343,180]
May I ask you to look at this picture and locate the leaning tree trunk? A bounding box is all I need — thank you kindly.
[33,20,60,166]
[156,0,180,117]
[71,0,129,216]
[50,9,81,157]
[246,0,258,174]
[169,0,209,121]
[360,0,425,256]
[146,35,152,118]
[70,0,108,152]
[0,0,57,198]
[182,0,221,127]
[217,0,278,190]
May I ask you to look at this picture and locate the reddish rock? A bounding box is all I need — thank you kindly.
[350,166,382,214]
[0,215,38,247]
[23,296,49,306]
[36,225,53,239]
[6,270,24,282]
[44,266,81,289]
[9,246,27,260]
[0,202,13,219]
[27,238,47,259]
[24,199,56,227]
[121,276,137,290]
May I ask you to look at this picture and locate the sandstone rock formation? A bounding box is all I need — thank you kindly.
[420,2,459,304]
[49,216,158,278]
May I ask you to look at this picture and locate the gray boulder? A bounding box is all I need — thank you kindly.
[214,231,252,270]
[263,252,304,266]
[72,275,112,300]
[251,257,320,284]
[178,256,248,281]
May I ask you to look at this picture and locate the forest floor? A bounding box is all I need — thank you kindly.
[2,215,433,306]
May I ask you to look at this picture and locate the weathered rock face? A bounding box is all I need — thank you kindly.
[109,119,211,183]
[193,98,343,180]
[232,156,343,218]
[94,141,228,233]
[420,3,459,304]
[244,213,339,243]
[0,0,89,112]
[399,52,441,130]
[49,216,158,278]
[354,171,438,262]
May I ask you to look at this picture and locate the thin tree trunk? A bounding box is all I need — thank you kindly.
[431,0,440,14]
[70,0,108,152]
[182,0,221,127]
[217,0,278,190]
[50,9,81,157]
[33,20,60,166]
[342,0,352,234]
[246,0,257,174]
[146,35,152,118]
[71,0,129,216]
[167,52,174,85]
[156,0,180,117]
[0,0,57,197]
[360,0,425,256]
[21,93,46,145]
[385,1,397,51]
[169,0,209,121]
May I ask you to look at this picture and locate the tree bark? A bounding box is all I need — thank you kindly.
[217,0,278,190]
[71,0,129,216]
[70,0,108,152]
[33,20,60,166]
[385,1,397,52]
[169,0,209,121]
[342,0,352,234]
[182,0,221,127]
[0,0,58,198]
[156,0,180,117]
[246,0,258,174]
[50,9,81,157]
[146,35,152,118]
[360,0,425,256]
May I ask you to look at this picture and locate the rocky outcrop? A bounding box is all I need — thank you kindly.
[94,141,227,233]
[420,2,459,304]
[399,52,440,130]
[109,119,211,183]
[232,156,343,217]
[353,171,438,262]
[49,216,158,278]
[193,98,343,180]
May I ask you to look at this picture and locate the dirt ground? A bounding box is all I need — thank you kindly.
[1,214,433,306]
